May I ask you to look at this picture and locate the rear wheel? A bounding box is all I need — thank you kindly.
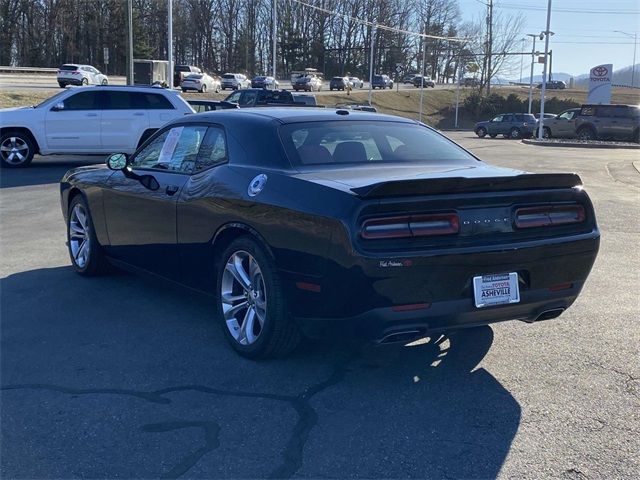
[216,237,301,359]
[215,85,221,93]
[509,127,522,139]
[81,77,88,86]
[67,195,108,276]
[201,84,207,93]
[101,79,108,85]
[0,131,35,168]
[58,82,65,88]
[476,127,487,138]
[577,126,597,141]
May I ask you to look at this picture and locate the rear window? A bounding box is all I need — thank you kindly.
[60,65,78,71]
[103,91,133,109]
[186,74,203,79]
[254,76,266,81]
[175,66,191,72]
[280,121,476,166]
[222,74,235,79]
[373,75,383,81]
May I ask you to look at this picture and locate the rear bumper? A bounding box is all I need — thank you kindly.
[296,283,582,342]
[57,78,83,85]
[282,232,599,340]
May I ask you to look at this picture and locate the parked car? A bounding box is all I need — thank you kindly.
[371,74,393,89]
[474,113,538,139]
[536,80,566,90]
[348,77,364,88]
[251,76,280,89]
[60,108,599,358]
[221,73,251,91]
[536,108,580,138]
[174,65,201,87]
[224,89,313,108]
[463,77,480,87]
[180,73,221,93]
[413,76,435,88]
[293,75,322,92]
[402,74,418,84]
[291,94,318,106]
[0,85,194,168]
[330,77,350,91]
[57,64,108,88]
[574,104,640,142]
[187,99,239,112]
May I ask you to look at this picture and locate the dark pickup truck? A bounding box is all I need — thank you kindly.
[223,88,317,107]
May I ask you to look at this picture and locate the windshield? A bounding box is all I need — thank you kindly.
[35,90,69,108]
[59,65,78,71]
[280,121,477,166]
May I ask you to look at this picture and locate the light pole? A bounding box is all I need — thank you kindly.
[127,0,133,85]
[272,0,277,79]
[526,34,537,114]
[168,0,173,88]
[419,31,427,123]
[368,24,376,106]
[519,38,525,83]
[537,0,554,140]
[615,30,637,88]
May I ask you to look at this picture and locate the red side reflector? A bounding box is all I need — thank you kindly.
[392,303,431,312]
[548,282,573,292]
[515,205,585,228]
[296,282,321,293]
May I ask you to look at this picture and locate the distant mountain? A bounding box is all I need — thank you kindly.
[516,72,573,84]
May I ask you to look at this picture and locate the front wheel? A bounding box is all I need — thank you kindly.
[509,127,522,139]
[67,195,109,276]
[577,126,597,141]
[216,237,301,359]
[215,85,220,93]
[201,84,207,93]
[0,131,35,168]
[81,77,88,86]
[101,79,108,85]
[476,127,487,138]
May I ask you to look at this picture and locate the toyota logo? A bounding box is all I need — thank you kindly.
[592,66,608,77]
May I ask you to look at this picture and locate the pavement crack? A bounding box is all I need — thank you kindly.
[0,383,171,404]
[142,420,220,480]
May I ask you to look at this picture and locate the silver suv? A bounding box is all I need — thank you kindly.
[57,64,108,88]
[575,104,640,142]
[220,73,250,91]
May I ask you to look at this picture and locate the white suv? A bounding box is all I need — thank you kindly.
[57,64,109,88]
[0,86,194,168]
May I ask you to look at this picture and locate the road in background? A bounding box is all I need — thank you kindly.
[1,137,638,479]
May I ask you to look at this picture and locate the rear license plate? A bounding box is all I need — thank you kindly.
[473,273,520,308]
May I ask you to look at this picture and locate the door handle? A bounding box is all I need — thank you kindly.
[165,185,179,196]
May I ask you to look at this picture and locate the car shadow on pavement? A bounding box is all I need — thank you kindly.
[1,266,521,479]
[0,156,103,189]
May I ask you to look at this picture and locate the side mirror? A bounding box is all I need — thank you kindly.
[106,153,128,170]
[52,102,65,111]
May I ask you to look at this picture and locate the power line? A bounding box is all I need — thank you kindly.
[288,0,469,42]
[496,3,639,15]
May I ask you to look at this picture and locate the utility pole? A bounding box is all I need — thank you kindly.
[368,24,376,106]
[538,0,553,140]
[419,31,427,123]
[127,0,133,85]
[519,38,525,83]
[272,0,277,79]
[526,34,537,114]
[615,31,637,87]
[487,0,493,95]
[168,0,173,88]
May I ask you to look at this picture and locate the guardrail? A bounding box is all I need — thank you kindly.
[0,66,58,73]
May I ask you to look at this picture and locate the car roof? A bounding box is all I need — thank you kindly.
[181,107,416,125]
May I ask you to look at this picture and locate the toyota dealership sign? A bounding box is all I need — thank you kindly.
[587,64,612,104]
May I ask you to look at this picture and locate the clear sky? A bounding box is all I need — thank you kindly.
[458,0,640,77]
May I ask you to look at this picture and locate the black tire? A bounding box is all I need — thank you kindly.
[489,133,498,138]
[182,88,187,93]
[542,127,551,139]
[577,126,597,141]
[633,128,640,144]
[509,127,522,139]
[0,130,36,168]
[201,84,207,93]
[81,77,88,86]
[67,195,109,276]
[476,127,487,138]
[215,85,220,93]
[216,236,301,359]
[101,79,108,85]
[58,82,66,88]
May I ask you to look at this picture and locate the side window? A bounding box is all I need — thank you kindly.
[130,125,207,173]
[492,115,503,122]
[581,106,595,116]
[63,91,99,110]
[501,115,513,122]
[558,111,572,120]
[103,91,133,110]
[226,91,241,103]
[194,127,228,172]
[239,91,258,106]
[132,93,174,110]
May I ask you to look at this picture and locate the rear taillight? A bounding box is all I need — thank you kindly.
[361,213,459,239]
[514,205,585,228]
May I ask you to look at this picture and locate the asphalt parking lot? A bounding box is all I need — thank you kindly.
[1,134,638,479]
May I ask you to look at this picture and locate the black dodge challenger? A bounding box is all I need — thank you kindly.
[60,108,600,358]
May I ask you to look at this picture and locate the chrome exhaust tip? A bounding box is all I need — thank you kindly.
[534,308,565,322]
[376,329,424,345]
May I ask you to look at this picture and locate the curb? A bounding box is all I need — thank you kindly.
[521,138,640,149]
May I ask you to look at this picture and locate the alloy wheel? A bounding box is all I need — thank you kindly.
[69,203,91,268]
[221,250,267,346]
[1,136,30,165]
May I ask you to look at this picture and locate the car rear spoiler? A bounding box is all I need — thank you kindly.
[350,173,583,198]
